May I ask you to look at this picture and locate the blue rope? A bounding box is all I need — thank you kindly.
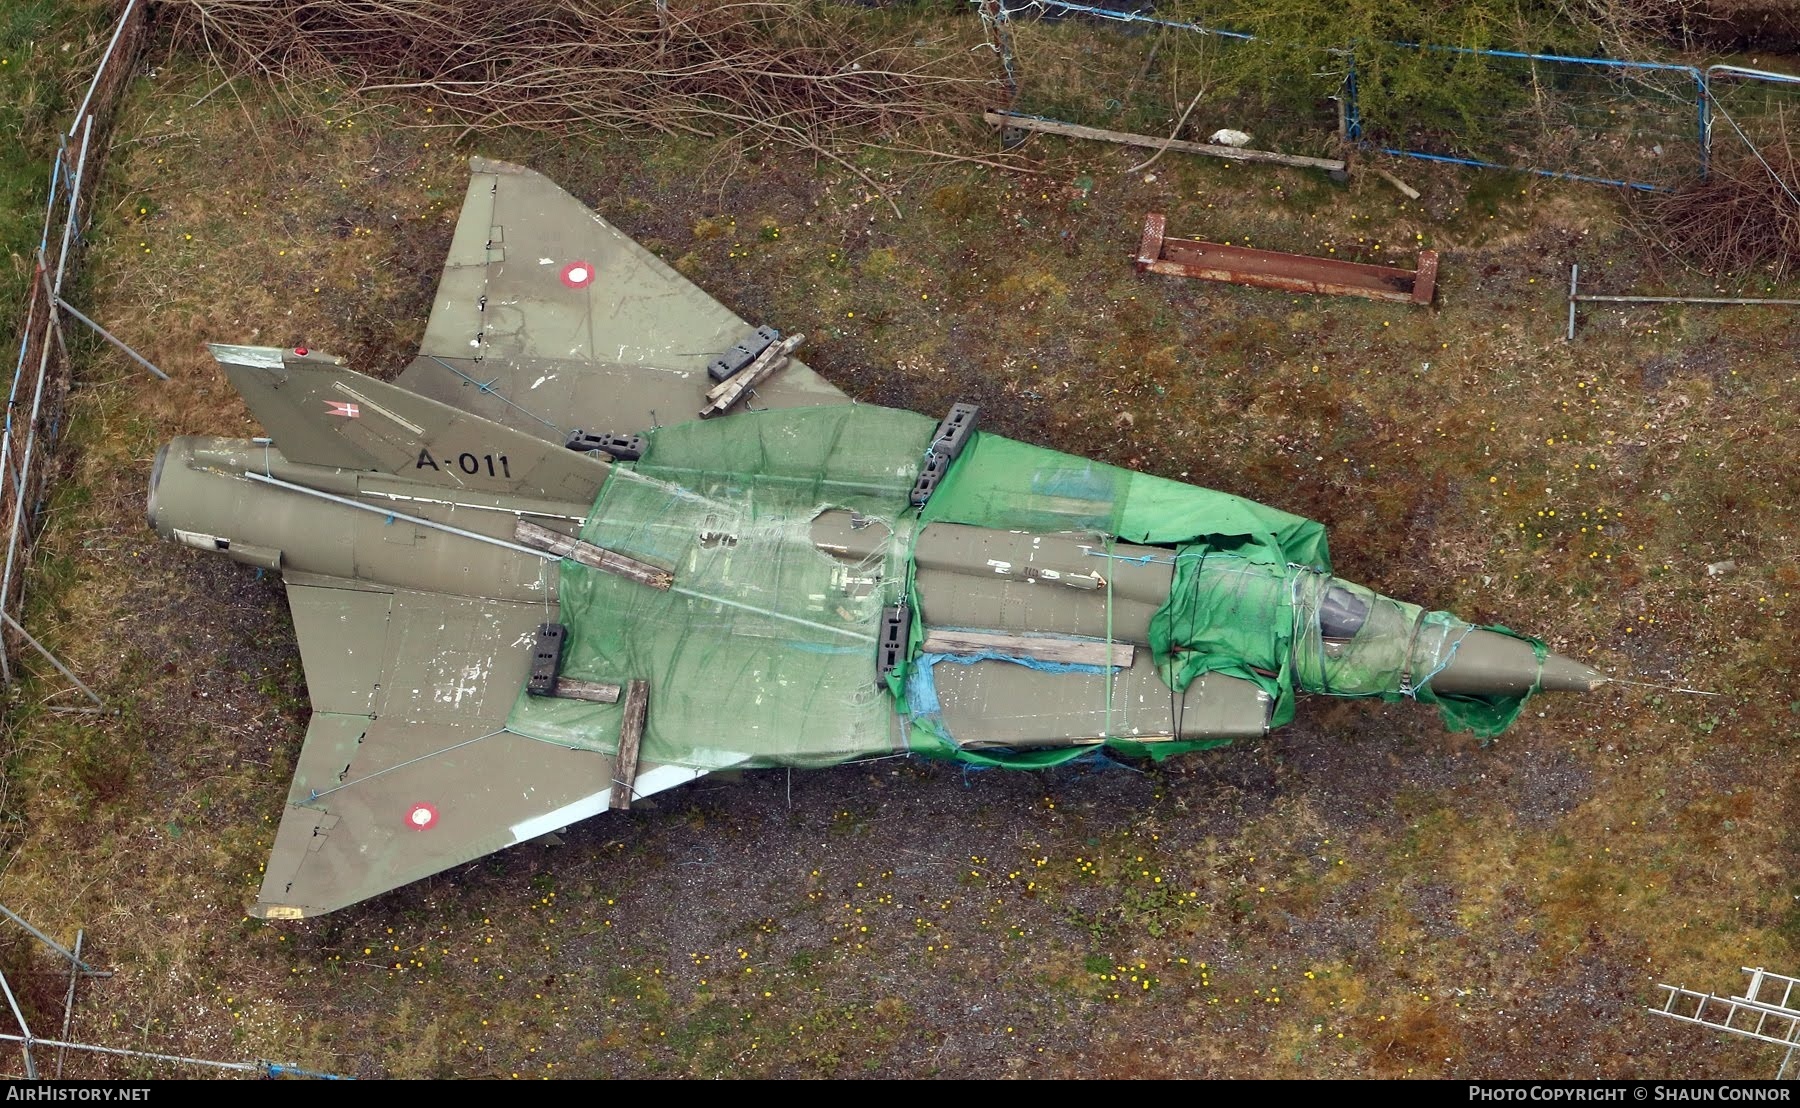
[1407,624,1476,698]
[307,728,511,802]
[1371,146,1667,193]
[999,0,1695,193]
[261,1061,353,1080]
[425,355,563,434]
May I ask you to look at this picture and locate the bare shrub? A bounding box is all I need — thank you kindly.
[1691,0,1800,50]
[1642,112,1800,279]
[164,0,1007,193]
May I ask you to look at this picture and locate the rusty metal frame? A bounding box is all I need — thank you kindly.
[1135,213,1438,306]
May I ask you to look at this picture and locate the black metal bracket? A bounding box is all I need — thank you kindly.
[564,429,647,461]
[527,623,568,696]
[878,603,912,682]
[908,402,979,508]
[707,325,781,383]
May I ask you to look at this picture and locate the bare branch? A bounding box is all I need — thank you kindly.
[161,0,1042,191]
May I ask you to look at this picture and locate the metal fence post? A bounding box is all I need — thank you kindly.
[1697,67,1711,178]
[978,0,1019,103]
[991,1,1725,191]
[0,968,36,1079]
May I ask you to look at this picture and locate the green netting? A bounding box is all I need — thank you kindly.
[505,410,1545,771]
[1149,551,1303,727]
[1409,625,1550,739]
[904,432,1338,764]
[1283,570,1550,738]
[919,433,1331,566]
[923,433,1544,740]
[504,405,935,770]
[1155,554,1550,737]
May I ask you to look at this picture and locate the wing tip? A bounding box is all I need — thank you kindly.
[468,155,534,178]
[251,902,313,921]
[207,342,286,369]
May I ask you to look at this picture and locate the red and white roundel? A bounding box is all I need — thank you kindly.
[405,803,438,831]
[559,260,596,289]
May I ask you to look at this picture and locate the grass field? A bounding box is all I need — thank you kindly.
[0,9,1795,1079]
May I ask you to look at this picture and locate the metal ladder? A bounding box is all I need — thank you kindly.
[1651,967,1800,1079]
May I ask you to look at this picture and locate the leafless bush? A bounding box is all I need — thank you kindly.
[163,0,1007,193]
[1552,0,1714,53]
[1692,0,1800,50]
[1559,0,1800,53]
[1643,112,1800,278]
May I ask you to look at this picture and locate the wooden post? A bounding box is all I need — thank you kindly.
[920,629,1134,668]
[983,111,1347,172]
[1411,251,1439,306]
[610,679,649,811]
[700,333,804,419]
[1374,167,1421,200]
[553,678,621,704]
[514,519,673,590]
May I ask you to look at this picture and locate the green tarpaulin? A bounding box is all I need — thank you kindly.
[505,405,1543,770]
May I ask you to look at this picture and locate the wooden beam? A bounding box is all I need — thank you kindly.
[921,629,1135,668]
[553,678,621,704]
[700,333,804,419]
[514,519,674,590]
[1374,167,1421,200]
[985,111,1346,172]
[609,679,649,811]
[957,733,1178,750]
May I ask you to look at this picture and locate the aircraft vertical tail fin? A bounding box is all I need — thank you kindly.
[210,343,610,504]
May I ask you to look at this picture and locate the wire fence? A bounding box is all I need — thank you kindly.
[0,905,350,1078]
[0,4,347,1079]
[1354,49,1708,189]
[980,0,1800,193]
[0,0,344,1078]
[0,0,148,702]
[981,0,1343,161]
[1705,63,1800,172]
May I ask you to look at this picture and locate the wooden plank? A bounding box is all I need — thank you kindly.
[922,629,1134,668]
[554,678,621,704]
[609,679,649,811]
[514,519,674,590]
[703,333,799,404]
[700,333,804,418]
[984,111,1346,172]
[1157,233,1426,282]
[1374,167,1422,200]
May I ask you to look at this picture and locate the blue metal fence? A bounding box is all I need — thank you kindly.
[981,1,1796,192]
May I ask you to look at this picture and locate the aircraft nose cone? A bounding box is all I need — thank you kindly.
[1425,628,1601,698]
[1534,649,1605,694]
